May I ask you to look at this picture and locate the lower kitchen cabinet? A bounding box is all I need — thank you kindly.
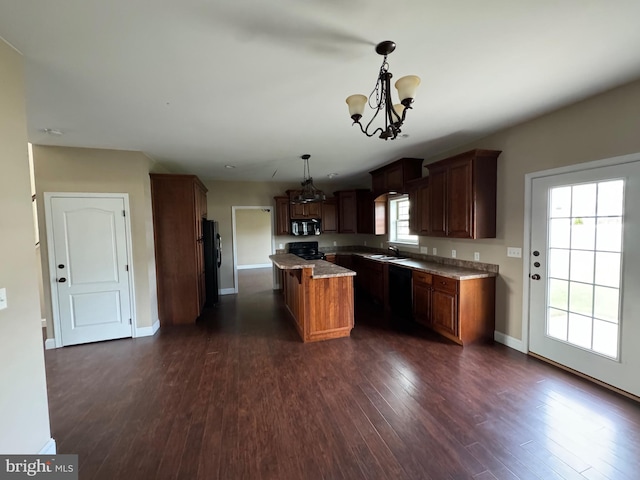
[412,271,432,326]
[413,272,495,345]
[324,253,336,264]
[352,256,385,304]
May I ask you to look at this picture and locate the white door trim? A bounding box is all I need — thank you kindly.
[44,192,136,348]
[522,151,640,354]
[230,206,275,294]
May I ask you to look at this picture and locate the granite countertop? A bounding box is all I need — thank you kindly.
[351,252,496,280]
[269,254,356,279]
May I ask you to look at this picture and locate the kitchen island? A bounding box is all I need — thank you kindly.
[270,254,356,342]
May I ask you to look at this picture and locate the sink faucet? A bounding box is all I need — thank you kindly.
[388,246,400,257]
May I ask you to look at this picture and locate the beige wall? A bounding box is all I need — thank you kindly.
[236,209,272,266]
[0,39,52,453]
[32,146,159,335]
[416,78,640,342]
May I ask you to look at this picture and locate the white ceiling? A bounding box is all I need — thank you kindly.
[2,0,640,185]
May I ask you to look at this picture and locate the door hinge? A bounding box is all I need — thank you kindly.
[125,264,129,272]
[122,210,126,217]
[129,318,132,325]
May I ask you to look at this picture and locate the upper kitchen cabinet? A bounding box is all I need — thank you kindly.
[287,190,322,220]
[425,149,501,239]
[321,197,337,233]
[334,189,375,234]
[407,176,430,236]
[150,173,208,326]
[370,157,423,197]
[274,196,290,236]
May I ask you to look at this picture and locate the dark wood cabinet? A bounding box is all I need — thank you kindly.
[287,190,322,219]
[428,274,495,345]
[426,149,500,239]
[150,173,208,326]
[352,256,384,304]
[431,279,458,337]
[321,197,337,233]
[407,176,430,236]
[334,189,374,234]
[428,169,447,237]
[335,254,353,270]
[370,158,423,197]
[412,271,432,326]
[274,196,290,236]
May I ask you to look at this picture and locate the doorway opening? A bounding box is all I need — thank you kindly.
[231,206,274,294]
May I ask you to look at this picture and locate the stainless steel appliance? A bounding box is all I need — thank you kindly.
[287,241,326,260]
[203,219,221,306]
[291,219,321,236]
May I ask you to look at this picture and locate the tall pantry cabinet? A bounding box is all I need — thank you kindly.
[150,174,208,326]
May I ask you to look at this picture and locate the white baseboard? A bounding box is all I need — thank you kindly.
[237,263,271,270]
[44,338,56,350]
[494,331,526,353]
[220,288,237,295]
[41,318,47,328]
[135,319,160,338]
[38,438,56,455]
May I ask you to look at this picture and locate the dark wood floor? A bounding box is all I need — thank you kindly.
[45,269,640,480]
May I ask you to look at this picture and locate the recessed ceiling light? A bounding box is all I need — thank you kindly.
[42,128,63,135]
[327,173,339,179]
[224,165,236,169]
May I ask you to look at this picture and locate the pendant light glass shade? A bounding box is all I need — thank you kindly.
[346,94,368,119]
[395,75,421,104]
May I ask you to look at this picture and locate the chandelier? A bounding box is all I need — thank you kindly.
[346,41,420,140]
[291,154,326,204]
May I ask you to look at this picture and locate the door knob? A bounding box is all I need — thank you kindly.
[58,277,67,283]
[531,274,541,280]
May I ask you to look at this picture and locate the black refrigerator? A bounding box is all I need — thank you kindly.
[202,219,221,306]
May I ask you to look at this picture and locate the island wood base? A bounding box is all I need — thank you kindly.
[282,267,354,342]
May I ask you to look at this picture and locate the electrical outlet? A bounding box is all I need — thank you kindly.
[380,242,384,248]
[420,246,428,254]
[278,243,283,249]
[333,241,337,246]
[507,247,522,258]
[474,252,480,261]
[451,249,457,258]
[364,241,367,246]
[432,247,437,256]
[0,288,7,310]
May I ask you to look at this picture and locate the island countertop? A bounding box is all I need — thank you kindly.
[269,254,356,279]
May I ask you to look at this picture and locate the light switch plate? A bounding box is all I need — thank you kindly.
[451,249,457,258]
[278,243,283,249]
[333,241,337,246]
[474,252,480,261]
[0,288,7,310]
[420,246,428,254]
[432,247,437,255]
[507,247,522,258]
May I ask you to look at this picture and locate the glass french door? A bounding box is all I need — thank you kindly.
[529,160,640,397]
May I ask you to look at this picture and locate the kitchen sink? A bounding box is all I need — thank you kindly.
[368,254,408,261]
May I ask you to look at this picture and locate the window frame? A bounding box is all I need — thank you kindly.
[388,194,418,246]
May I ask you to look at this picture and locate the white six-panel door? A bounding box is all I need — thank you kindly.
[528,160,640,397]
[47,194,133,346]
